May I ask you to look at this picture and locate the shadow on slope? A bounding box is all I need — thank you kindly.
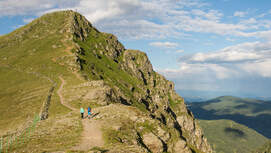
[224,127,246,138]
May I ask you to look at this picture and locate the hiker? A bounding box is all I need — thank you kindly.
[80,107,84,119]
[88,106,92,119]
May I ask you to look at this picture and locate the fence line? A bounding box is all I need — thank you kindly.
[0,114,40,153]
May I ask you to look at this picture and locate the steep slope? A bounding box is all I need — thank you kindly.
[0,11,76,134]
[0,10,212,153]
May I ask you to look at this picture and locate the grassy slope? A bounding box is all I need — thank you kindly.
[189,96,271,153]
[75,31,143,94]
[0,67,50,133]
[198,119,268,153]
[74,29,149,111]
[253,141,271,153]
[190,96,271,138]
[0,11,72,124]
[0,11,84,152]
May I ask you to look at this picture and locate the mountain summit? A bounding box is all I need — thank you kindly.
[0,10,212,153]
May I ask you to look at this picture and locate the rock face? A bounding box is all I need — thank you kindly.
[143,132,164,153]
[1,10,212,152]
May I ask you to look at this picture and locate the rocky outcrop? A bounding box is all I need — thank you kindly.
[143,132,164,153]
[122,50,154,86]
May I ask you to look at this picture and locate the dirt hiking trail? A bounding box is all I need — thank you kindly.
[58,76,76,111]
[58,76,104,151]
[73,119,104,151]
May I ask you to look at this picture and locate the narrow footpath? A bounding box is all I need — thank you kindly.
[58,76,104,151]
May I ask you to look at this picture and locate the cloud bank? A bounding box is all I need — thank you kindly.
[2,0,271,40]
[159,41,271,96]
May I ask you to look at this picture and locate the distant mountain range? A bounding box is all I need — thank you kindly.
[177,89,271,102]
[188,96,271,153]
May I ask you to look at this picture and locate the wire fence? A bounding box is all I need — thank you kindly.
[0,114,40,153]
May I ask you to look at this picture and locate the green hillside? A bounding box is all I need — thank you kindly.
[0,11,86,151]
[198,119,268,153]
[199,96,271,116]
[254,141,271,153]
[0,11,213,152]
[190,96,271,138]
[189,96,271,153]
[0,11,75,133]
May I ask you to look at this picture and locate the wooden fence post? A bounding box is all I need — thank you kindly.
[6,136,9,153]
[22,131,24,145]
[0,137,2,153]
[14,133,17,149]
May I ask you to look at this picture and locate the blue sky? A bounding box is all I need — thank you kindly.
[1,0,271,98]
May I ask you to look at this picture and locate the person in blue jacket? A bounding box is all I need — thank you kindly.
[87,107,92,119]
[80,107,84,119]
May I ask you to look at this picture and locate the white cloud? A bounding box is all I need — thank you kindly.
[234,11,248,17]
[73,0,210,39]
[180,41,271,64]
[2,0,271,40]
[184,51,261,63]
[174,16,247,36]
[240,18,257,24]
[159,62,271,96]
[257,13,266,18]
[0,0,78,16]
[166,41,271,84]
[191,9,223,21]
[176,50,184,53]
[159,62,237,81]
[23,18,34,23]
[226,38,235,41]
[159,41,271,93]
[58,0,198,39]
[240,59,271,77]
[149,41,179,48]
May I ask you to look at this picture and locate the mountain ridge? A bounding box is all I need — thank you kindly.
[177,89,271,102]
[0,10,212,153]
